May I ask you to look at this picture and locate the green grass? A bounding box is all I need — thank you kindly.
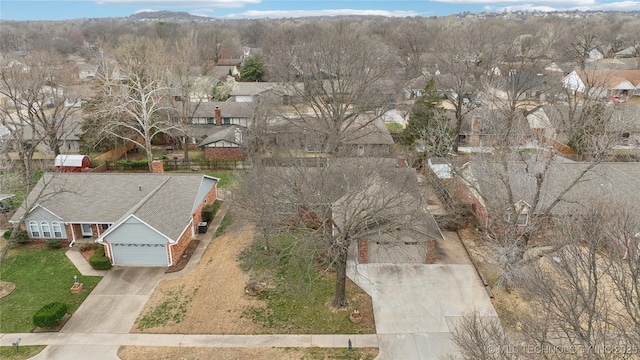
[0,248,102,333]
[0,346,46,360]
[214,214,232,237]
[201,170,236,189]
[239,235,374,334]
[385,122,404,133]
[136,285,199,330]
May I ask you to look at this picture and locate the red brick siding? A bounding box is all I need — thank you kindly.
[425,239,436,264]
[204,147,245,160]
[169,182,218,265]
[169,228,192,265]
[358,239,368,264]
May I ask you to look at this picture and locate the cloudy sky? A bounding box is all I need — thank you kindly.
[1,0,640,20]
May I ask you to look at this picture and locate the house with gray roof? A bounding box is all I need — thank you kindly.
[10,171,219,266]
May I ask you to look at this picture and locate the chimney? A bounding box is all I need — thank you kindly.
[151,159,164,174]
[396,158,408,168]
[215,106,222,126]
[471,116,481,133]
[234,127,242,144]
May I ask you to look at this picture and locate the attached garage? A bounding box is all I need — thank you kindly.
[100,215,174,267]
[111,243,167,266]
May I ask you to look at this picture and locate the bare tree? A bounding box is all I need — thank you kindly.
[431,20,504,153]
[163,34,214,160]
[263,21,398,156]
[91,36,177,171]
[238,158,430,308]
[0,51,81,185]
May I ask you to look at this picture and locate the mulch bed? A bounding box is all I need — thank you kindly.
[166,240,200,274]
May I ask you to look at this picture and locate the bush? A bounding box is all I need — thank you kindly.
[201,200,223,223]
[3,228,28,244]
[33,302,68,328]
[45,239,62,249]
[89,245,112,270]
[79,243,97,252]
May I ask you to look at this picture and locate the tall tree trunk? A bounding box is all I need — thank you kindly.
[332,244,349,309]
[182,136,189,160]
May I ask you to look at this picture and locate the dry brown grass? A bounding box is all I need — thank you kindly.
[118,346,379,360]
[133,221,265,334]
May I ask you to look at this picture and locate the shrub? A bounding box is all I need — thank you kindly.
[201,200,223,223]
[3,228,28,244]
[45,239,62,249]
[33,302,68,328]
[79,243,97,252]
[89,245,112,270]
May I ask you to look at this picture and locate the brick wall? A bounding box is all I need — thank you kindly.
[169,229,191,266]
[203,147,245,160]
[358,239,368,264]
[151,160,165,173]
[169,182,218,265]
[425,239,436,264]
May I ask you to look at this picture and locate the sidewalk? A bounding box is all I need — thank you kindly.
[0,333,378,348]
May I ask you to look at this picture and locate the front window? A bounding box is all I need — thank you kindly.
[41,222,51,238]
[52,222,63,238]
[29,221,40,238]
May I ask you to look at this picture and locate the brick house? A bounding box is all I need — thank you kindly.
[10,165,219,266]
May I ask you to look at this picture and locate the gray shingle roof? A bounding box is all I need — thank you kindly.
[11,173,217,241]
[468,161,640,218]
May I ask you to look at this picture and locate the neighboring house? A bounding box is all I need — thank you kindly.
[217,58,243,67]
[345,115,395,157]
[588,49,604,60]
[229,82,278,102]
[403,75,429,100]
[267,158,444,264]
[614,46,638,58]
[75,63,98,80]
[457,161,640,242]
[199,125,245,160]
[10,168,219,266]
[562,69,640,99]
[211,65,240,80]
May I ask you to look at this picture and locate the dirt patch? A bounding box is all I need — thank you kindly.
[118,346,379,360]
[166,239,200,273]
[134,221,265,334]
[0,280,16,298]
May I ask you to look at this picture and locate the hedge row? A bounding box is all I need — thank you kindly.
[115,159,149,170]
[89,245,112,270]
[33,302,68,328]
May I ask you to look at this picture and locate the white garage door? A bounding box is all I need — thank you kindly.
[111,243,168,266]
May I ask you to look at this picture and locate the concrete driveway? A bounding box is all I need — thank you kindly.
[349,262,497,360]
[61,267,165,334]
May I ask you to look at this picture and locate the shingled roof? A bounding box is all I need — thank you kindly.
[11,173,218,241]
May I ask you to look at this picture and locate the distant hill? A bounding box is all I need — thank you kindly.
[127,11,209,21]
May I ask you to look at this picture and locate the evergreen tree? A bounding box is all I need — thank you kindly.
[240,55,265,81]
[401,78,453,157]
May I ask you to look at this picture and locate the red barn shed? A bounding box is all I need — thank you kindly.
[55,155,91,172]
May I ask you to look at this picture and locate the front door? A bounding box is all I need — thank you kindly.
[81,224,93,237]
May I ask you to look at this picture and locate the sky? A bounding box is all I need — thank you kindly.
[1,0,640,21]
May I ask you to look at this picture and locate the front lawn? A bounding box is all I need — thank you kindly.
[0,346,46,360]
[0,248,102,333]
[239,235,376,334]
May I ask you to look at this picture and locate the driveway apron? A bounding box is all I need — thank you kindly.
[348,262,497,360]
[61,267,166,334]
